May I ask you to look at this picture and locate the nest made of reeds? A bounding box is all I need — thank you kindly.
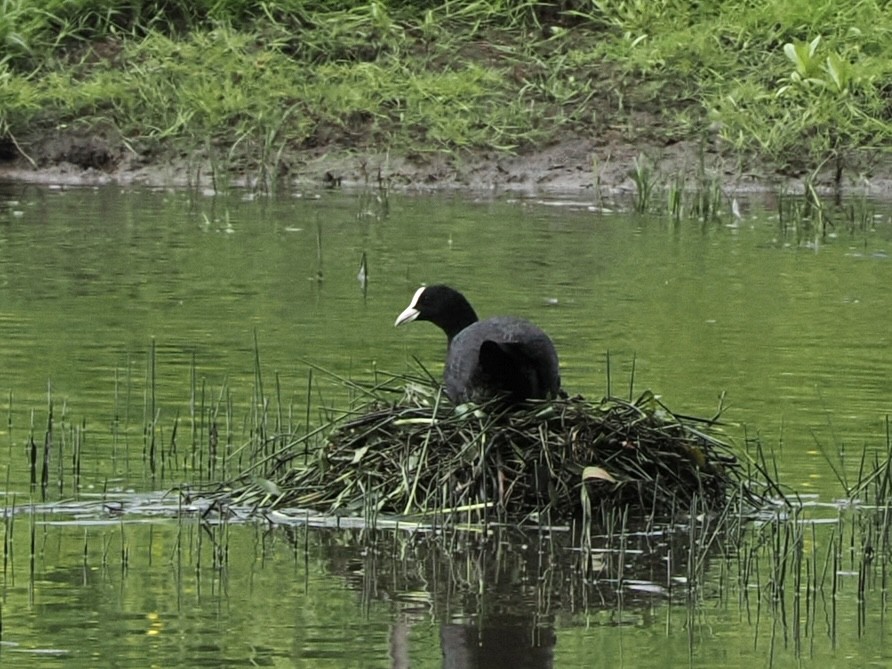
[217,373,763,522]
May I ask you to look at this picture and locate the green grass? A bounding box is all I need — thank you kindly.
[1,0,890,180]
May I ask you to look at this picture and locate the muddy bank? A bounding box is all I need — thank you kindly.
[1,129,890,199]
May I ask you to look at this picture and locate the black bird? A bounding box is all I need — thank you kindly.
[395,284,561,404]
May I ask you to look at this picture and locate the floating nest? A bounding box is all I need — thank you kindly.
[211,373,767,522]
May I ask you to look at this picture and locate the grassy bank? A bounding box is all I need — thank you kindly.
[1,0,890,187]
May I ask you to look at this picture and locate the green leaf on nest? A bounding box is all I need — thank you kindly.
[582,466,617,483]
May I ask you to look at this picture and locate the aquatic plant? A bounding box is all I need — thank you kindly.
[627,148,726,222]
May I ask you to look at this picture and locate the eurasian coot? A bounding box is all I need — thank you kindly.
[395,284,561,404]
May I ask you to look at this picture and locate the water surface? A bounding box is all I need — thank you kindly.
[2,185,891,489]
[1,183,891,667]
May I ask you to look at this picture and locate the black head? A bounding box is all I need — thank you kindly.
[394,284,479,341]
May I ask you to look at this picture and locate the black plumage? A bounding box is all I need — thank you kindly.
[395,284,561,404]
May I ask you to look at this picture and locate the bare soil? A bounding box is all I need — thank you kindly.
[1,127,890,199]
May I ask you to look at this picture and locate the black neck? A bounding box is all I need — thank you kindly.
[442,301,478,342]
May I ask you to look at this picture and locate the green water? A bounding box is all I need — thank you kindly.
[1,184,891,667]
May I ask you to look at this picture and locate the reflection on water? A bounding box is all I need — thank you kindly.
[438,622,556,669]
[0,500,889,668]
[1,184,892,666]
